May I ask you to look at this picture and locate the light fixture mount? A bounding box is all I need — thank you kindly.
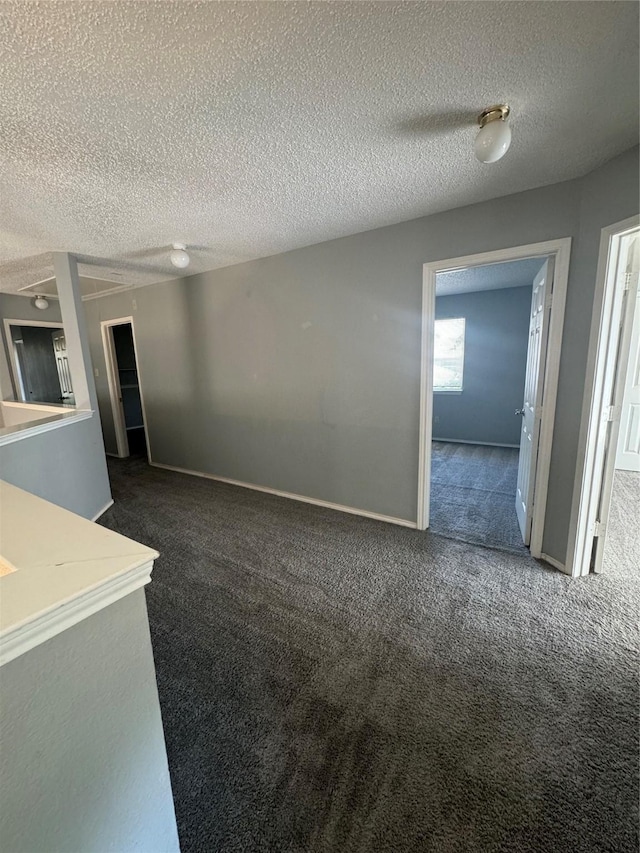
[477,104,510,128]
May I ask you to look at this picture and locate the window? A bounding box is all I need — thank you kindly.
[434,317,465,392]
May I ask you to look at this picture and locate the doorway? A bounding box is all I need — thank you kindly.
[102,318,149,458]
[418,238,572,562]
[428,257,548,554]
[569,216,639,577]
[3,319,75,406]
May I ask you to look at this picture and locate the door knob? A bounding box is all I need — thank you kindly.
[515,408,525,416]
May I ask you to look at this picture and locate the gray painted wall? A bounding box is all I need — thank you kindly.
[0,589,179,853]
[84,146,639,563]
[0,413,112,519]
[0,293,63,399]
[433,286,532,446]
[0,293,111,520]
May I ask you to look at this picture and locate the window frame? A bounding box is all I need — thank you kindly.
[433,316,466,394]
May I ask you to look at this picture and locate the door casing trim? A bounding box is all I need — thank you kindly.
[2,318,65,402]
[418,238,572,562]
[567,215,639,578]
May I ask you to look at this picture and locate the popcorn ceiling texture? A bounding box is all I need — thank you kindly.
[0,1,638,292]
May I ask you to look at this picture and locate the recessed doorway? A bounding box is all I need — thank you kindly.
[101,318,149,459]
[3,319,75,406]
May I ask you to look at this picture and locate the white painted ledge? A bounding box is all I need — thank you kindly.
[0,482,158,666]
[0,403,93,447]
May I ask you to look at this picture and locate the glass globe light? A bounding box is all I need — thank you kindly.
[170,243,190,269]
[474,106,512,164]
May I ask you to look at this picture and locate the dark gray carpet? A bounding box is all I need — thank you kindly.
[100,458,639,853]
[430,442,528,556]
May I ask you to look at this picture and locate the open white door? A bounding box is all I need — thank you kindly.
[615,288,640,472]
[516,258,554,544]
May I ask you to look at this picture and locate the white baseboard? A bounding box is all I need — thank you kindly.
[149,461,417,529]
[432,438,520,449]
[91,499,114,521]
[540,552,569,574]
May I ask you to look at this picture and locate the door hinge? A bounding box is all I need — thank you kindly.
[592,520,602,537]
[603,404,621,422]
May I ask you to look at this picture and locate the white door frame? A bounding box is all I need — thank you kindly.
[3,318,65,402]
[418,237,572,561]
[101,317,152,461]
[567,215,639,578]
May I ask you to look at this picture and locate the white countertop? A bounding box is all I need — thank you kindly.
[0,481,158,665]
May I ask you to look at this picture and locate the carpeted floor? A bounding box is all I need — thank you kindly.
[429,442,528,556]
[100,458,638,853]
[603,470,640,572]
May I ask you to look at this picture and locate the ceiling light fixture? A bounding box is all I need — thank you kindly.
[170,243,190,269]
[474,105,511,164]
[34,295,49,310]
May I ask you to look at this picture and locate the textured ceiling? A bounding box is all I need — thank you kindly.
[0,1,638,294]
[436,258,544,297]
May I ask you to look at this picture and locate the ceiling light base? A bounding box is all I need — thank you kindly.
[477,104,510,128]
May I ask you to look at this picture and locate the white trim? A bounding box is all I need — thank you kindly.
[418,238,572,564]
[3,318,65,402]
[76,274,129,287]
[82,282,135,301]
[100,317,152,462]
[16,276,135,302]
[0,560,153,667]
[91,499,114,521]
[567,215,640,578]
[540,553,569,575]
[16,276,57,294]
[0,408,93,447]
[432,438,520,449]
[2,317,64,330]
[101,321,128,457]
[150,461,418,528]
[418,267,436,529]
[78,276,178,301]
